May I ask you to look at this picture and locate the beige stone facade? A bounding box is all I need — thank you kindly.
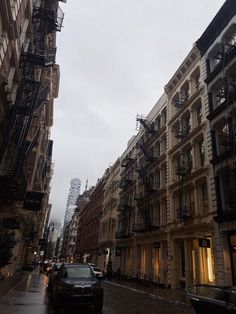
[114,48,215,289]
[165,47,214,288]
[97,159,121,273]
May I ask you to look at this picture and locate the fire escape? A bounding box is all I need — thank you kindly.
[211,41,236,221]
[116,154,134,238]
[174,92,189,110]
[175,119,191,140]
[175,155,193,219]
[134,115,160,231]
[0,0,64,200]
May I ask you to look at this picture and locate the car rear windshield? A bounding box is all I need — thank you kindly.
[93,267,101,272]
[67,267,92,278]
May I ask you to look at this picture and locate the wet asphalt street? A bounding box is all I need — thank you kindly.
[0,272,194,314]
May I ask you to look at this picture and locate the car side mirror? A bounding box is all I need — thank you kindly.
[96,274,102,280]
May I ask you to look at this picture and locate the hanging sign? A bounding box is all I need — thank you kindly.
[23,191,44,211]
[199,238,210,248]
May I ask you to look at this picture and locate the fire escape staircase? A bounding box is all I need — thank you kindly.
[138,144,156,162]
[136,115,155,135]
[134,172,160,232]
[0,1,64,199]
[175,160,193,220]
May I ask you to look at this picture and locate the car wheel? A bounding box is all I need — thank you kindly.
[94,302,103,312]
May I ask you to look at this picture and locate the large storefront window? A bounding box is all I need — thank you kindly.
[230,235,236,285]
[153,246,160,283]
[192,238,215,284]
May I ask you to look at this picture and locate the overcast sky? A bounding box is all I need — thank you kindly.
[49,0,225,222]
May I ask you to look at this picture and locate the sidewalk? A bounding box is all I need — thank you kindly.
[0,271,30,298]
[105,277,192,307]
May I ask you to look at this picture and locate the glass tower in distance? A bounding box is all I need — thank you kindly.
[63,178,81,229]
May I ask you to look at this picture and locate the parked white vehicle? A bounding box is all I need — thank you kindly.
[90,265,104,279]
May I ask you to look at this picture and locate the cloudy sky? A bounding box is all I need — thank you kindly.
[50,0,225,222]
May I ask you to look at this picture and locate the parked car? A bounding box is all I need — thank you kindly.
[187,284,236,314]
[90,265,104,279]
[88,263,97,268]
[48,262,62,291]
[50,263,103,311]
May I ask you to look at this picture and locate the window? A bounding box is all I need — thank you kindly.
[67,266,92,278]
[196,104,202,126]
[201,182,208,207]
[156,116,161,130]
[199,140,205,166]
[162,108,167,125]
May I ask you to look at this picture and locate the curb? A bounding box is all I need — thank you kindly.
[104,280,191,308]
[0,272,31,299]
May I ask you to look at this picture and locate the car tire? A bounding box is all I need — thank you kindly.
[94,302,103,312]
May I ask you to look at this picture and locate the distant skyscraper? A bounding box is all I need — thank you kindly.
[63,178,81,229]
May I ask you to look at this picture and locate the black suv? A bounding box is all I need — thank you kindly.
[50,263,103,311]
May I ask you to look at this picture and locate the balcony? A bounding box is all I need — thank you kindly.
[115,230,131,239]
[174,94,189,109]
[119,177,133,189]
[177,206,194,219]
[132,218,160,233]
[121,156,133,168]
[175,161,191,176]
[175,122,191,139]
[205,44,236,84]
[136,114,155,134]
[20,47,57,67]
[32,4,64,33]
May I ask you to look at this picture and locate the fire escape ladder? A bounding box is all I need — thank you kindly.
[46,140,53,159]
[4,81,41,178]
[139,144,156,162]
[24,128,41,161]
[35,84,49,112]
[32,1,64,33]
[0,80,40,168]
[136,115,154,134]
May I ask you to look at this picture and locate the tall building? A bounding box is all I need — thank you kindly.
[196,0,236,286]
[63,178,81,228]
[0,0,64,276]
